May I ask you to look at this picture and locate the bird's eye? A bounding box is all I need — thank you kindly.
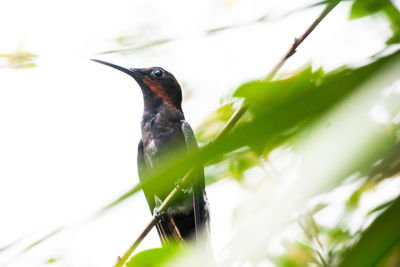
[153,69,163,77]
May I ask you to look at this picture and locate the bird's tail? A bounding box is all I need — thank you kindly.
[155,215,185,246]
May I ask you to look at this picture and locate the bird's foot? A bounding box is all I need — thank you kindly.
[153,207,165,221]
[174,179,193,195]
[174,179,185,192]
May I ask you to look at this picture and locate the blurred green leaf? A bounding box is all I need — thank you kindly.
[298,215,328,265]
[325,226,352,245]
[367,197,397,215]
[367,139,400,181]
[281,240,321,266]
[234,66,324,116]
[228,149,260,181]
[274,253,309,267]
[338,195,400,267]
[348,142,400,209]
[126,246,181,267]
[0,50,37,69]
[205,148,262,184]
[196,102,237,143]
[347,180,377,209]
[45,257,61,264]
[317,224,354,265]
[233,51,399,157]
[295,242,319,262]
[375,242,400,267]
[309,203,328,215]
[349,0,400,44]
[385,3,400,44]
[21,228,62,253]
[349,0,390,19]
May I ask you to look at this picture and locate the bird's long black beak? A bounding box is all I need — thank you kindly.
[91,59,142,80]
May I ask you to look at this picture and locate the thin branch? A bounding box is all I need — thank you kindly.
[113,2,341,266]
[113,170,194,267]
[265,0,339,81]
[114,219,157,267]
[215,101,249,139]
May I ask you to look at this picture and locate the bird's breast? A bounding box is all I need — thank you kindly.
[142,124,183,168]
[141,106,185,168]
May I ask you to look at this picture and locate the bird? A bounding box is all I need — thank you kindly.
[91,59,209,246]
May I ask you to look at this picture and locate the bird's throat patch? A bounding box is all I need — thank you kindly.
[143,77,171,105]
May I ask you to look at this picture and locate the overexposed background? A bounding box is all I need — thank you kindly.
[0,0,395,266]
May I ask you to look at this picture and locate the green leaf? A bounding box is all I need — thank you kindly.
[0,50,38,69]
[326,227,352,245]
[367,198,396,215]
[45,258,60,264]
[338,195,400,267]
[349,0,400,44]
[234,66,324,116]
[227,148,260,181]
[126,247,181,267]
[21,228,62,253]
[233,51,399,158]
[383,2,400,44]
[196,102,236,143]
[273,254,309,267]
[346,180,377,209]
[349,0,390,19]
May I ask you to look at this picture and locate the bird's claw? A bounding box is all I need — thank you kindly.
[174,180,184,192]
[153,207,165,221]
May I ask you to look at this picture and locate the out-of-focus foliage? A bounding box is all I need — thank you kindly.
[232,56,394,156]
[6,1,400,266]
[45,257,60,264]
[20,228,62,253]
[196,102,237,144]
[100,1,335,56]
[126,246,181,267]
[0,45,37,69]
[84,1,400,266]
[339,195,400,267]
[350,0,400,44]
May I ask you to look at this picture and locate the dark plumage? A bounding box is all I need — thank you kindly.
[91,60,209,245]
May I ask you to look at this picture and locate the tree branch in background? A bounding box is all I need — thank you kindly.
[265,0,338,81]
[113,1,341,266]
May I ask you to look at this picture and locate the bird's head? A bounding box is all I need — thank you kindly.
[92,59,182,110]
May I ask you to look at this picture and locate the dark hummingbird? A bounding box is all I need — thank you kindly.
[91,59,209,245]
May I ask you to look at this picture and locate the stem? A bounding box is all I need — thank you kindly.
[113,2,341,266]
[114,218,157,267]
[113,170,193,267]
[265,0,339,81]
[216,101,249,139]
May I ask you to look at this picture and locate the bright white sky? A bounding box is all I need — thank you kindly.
[0,0,396,266]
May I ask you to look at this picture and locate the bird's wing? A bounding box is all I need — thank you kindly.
[137,139,155,210]
[138,139,185,245]
[181,120,208,241]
